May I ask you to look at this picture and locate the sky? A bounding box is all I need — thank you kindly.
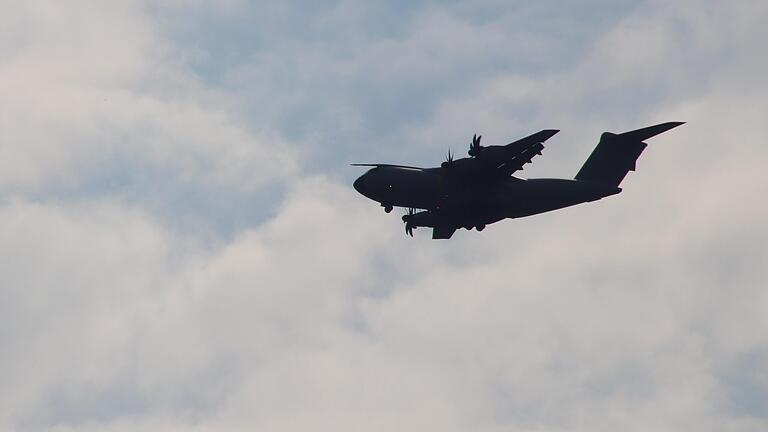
[1,0,767,431]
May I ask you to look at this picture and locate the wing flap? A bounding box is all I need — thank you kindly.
[475,129,558,168]
[496,142,545,177]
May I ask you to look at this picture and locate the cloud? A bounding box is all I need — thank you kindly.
[0,1,767,431]
[0,0,296,199]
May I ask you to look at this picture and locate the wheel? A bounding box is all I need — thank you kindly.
[476,224,486,231]
[384,205,393,213]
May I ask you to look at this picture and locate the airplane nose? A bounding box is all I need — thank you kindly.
[353,175,366,194]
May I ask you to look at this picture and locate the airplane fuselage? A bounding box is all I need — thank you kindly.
[353,166,621,229]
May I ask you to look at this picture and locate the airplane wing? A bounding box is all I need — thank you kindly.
[350,163,425,170]
[505,129,560,152]
[496,141,545,177]
[432,225,456,240]
[472,129,558,176]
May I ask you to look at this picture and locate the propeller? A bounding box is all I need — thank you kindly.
[402,208,417,237]
[441,148,454,168]
[468,133,482,157]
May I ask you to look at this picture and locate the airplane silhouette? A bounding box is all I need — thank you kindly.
[352,122,683,239]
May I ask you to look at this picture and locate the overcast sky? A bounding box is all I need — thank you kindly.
[1,1,767,431]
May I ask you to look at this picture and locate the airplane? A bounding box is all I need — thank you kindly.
[352,122,683,239]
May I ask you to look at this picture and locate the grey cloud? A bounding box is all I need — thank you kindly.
[0,0,296,237]
[164,1,640,170]
[1,1,768,431]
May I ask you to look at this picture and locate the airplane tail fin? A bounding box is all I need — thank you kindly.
[575,122,684,187]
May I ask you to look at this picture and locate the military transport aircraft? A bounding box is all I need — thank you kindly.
[352,122,683,239]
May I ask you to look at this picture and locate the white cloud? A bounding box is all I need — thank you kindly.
[0,0,295,194]
[1,1,767,431]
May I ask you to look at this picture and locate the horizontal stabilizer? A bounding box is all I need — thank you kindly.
[617,122,685,142]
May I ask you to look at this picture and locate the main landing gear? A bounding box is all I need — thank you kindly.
[463,224,486,231]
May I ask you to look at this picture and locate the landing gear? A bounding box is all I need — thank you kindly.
[476,224,486,232]
[383,204,393,213]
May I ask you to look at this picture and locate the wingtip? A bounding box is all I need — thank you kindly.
[539,129,560,141]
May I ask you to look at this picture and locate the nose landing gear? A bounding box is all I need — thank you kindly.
[382,204,393,213]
